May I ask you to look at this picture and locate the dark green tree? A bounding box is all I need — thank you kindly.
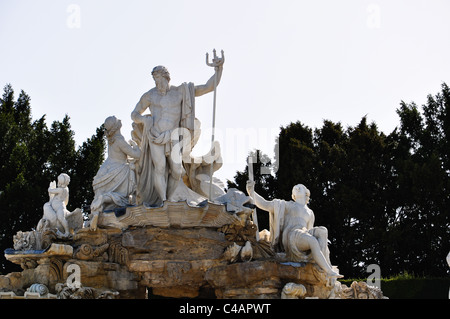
[0,85,44,273]
[47,115,77,179]
[274,121,316,201]
[389,83,450,276]
[335,118,394,276]
[70,125,106,208]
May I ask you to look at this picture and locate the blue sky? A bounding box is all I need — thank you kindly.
[1,0,450,183]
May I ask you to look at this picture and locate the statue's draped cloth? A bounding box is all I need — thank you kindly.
[270,199,313,262]
[92,158,135,210]
[270,199,286,251]
[134,82,196,206]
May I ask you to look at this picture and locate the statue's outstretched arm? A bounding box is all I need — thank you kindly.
[246,180,274,213]
[118,137,141,160]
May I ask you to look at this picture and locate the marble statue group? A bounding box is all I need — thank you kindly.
[4,50,354,300]
[87,50,225,224]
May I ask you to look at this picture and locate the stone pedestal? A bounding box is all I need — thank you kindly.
[1,203,344,299]
[206,260,334,299]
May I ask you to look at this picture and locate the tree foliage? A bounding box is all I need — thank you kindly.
[0,84,106,274]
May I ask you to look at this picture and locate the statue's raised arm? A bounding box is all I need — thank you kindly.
[246,180,274,212]
[195,49,224,97]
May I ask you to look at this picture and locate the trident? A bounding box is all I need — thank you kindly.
[247,154,260,241]
[205,49,224,201]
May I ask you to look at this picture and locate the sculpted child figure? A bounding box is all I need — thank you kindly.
[37,173,72,238]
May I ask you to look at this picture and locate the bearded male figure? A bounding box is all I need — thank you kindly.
[131,60,224,205]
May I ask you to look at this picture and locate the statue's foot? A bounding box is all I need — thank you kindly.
[90,195,103,212]
[327,270,344,279]
[89,214,99,231]
[56,230,70,239]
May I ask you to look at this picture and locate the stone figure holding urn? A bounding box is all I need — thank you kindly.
[36,173,80,238]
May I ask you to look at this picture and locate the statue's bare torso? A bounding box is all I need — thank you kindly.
[284,201,313,232]
[139,86,183,133]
